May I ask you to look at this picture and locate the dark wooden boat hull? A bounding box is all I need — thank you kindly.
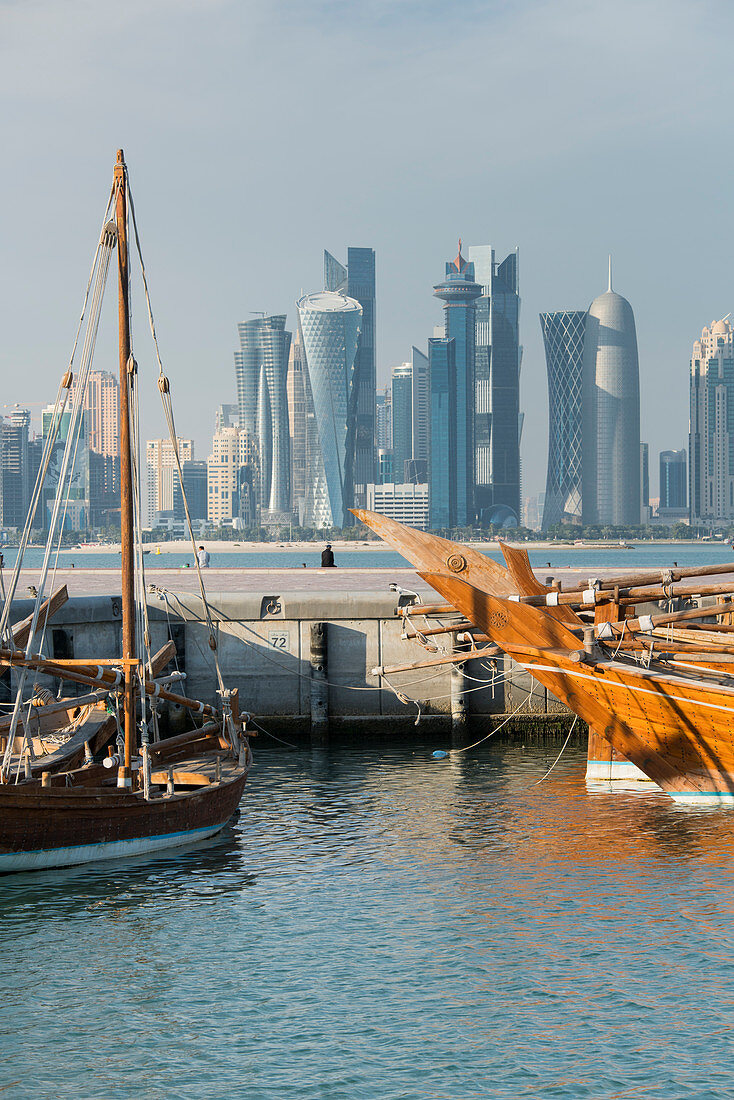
[0,767,248,872]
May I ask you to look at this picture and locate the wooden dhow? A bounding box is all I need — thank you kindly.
[0,150,250,872]
[354,510,734,803]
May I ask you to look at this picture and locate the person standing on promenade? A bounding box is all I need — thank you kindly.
[197,545,210,569]
[321,544,335,567]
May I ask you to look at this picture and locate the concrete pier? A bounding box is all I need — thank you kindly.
[4,567,575,743]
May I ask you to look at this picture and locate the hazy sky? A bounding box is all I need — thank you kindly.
[3,0,733,500]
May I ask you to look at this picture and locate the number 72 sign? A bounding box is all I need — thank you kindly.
[268,631,290,650]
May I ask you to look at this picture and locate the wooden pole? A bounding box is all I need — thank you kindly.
[114,149,136,789]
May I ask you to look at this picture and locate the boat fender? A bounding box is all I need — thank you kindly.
[432,750,449,759]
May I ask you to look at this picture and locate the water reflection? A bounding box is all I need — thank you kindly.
[3,743,734,1099]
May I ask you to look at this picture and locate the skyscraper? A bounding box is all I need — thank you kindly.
[433,242,482,527]
[410,346,430,466]
[428,336,456,529]
[324,247,376,510]
[206,427,259,527]
[468,245,522,525]
[540,310,586,530]
[689,318,734,525]
[42,405,90,530]
[72,371,119,458]
[235,315,291,518]
[582,262,641,527]
[390,363,412,483]
[297,291,362,528]
[0,408,30,528]
[640,442,650,523]
[660,449,687,510]
[146,438,193,526]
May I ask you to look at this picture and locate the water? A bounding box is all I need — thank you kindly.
[4,541,734,571]
[2,743,734,1098]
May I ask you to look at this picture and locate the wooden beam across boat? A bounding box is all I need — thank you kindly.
[0,646,218,718]
[373,645,501,676]
[6,585,69,653]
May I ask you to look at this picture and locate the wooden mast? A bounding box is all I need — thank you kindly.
[114,149,136,788]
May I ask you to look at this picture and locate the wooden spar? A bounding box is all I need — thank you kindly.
[0,645,217,716]
[9,586,69,651]
[402,621,472,639]
[373,645,501,676]
[552,560,734,595]
[146,640,177,678]
[519,577,734,609]
[597,602,734,637]
[115,149,136,789]
[403,603,459,617]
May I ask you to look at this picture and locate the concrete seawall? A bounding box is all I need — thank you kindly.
[4,567,575,743]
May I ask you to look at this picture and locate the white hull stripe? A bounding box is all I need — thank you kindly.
[0,822,228,874]
[585,760,654,782]
[526,663,734,718]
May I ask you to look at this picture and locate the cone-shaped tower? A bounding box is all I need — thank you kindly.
[582,264,641,526]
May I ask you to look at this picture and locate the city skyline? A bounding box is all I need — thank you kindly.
[3,2,727,504]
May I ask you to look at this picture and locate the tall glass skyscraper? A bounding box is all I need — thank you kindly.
[539,310,586,530]
[582,264,641,527]
[297,291,362,527]
[324,248,376,511]
[660,449,687,510]
[235,315,292,517]
[689,318,734,525]
[428,336,456,529]
[468,245,521,526]
[433,243,482,527]
[390,363,412,483]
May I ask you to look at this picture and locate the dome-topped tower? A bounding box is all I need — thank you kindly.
[582,259,641,526]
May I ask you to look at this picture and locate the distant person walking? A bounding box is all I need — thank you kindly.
[197,545,210,569]
[321,544,335,568]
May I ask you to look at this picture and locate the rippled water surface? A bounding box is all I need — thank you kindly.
[2,744,734,1098]
[5,542,734,570]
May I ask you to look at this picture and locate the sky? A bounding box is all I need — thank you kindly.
[2,0,734,501]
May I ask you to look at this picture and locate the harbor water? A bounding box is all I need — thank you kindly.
[3,542,734,571]
[1,742,733,1098]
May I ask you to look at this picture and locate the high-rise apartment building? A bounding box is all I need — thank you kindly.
[72,371,119,458]
[376,385,392,450]
[41,405,90,530]
[660,449,687,510]
[206,427,259,527]
[297,291,362,527]
[235,315,291,519]
[582,264,641,526]
[0,409,30,528]
[146,438,193,526]
[689,318,734,525]
[432,243,481,527]
[69,371,120,523]
[539,310,586,530]
[468,245,521,525]
[324,247,376,510]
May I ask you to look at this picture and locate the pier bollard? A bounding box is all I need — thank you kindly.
[450,638,467,745]
[310,622,329,748]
